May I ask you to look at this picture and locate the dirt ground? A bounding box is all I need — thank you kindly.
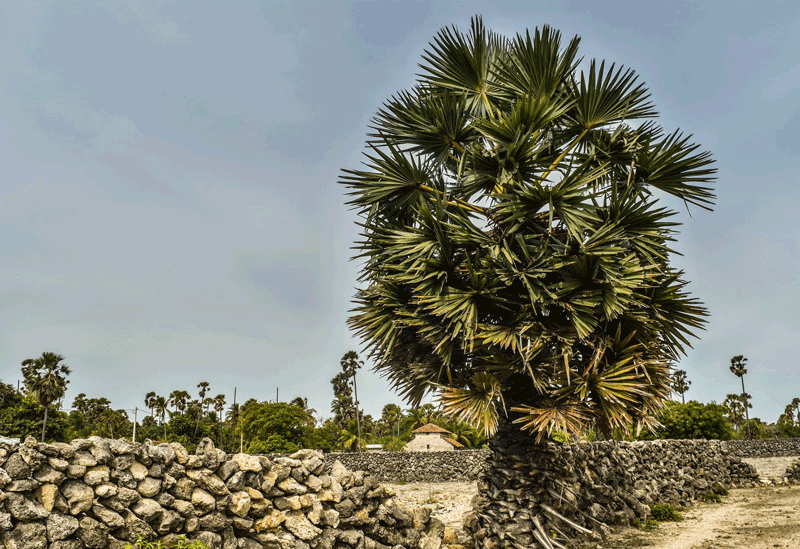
[388,457,800,549]
[605,485,800,549]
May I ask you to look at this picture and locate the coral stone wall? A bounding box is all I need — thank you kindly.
[0,436,449,549]
[323,450,491,483]
[723,438,800,457]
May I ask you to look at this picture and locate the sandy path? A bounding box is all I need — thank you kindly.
[607,486,800,549]
[742,456,796,479]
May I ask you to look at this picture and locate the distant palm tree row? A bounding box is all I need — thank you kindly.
[0,350,487,452]
[2,350,793,448]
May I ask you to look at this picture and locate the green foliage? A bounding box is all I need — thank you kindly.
[238,401,316,454]
[374,435,408,452]
[637,400,734,441]
[304,419,342,452]
[0,389,70,442]
[712,483,729,496]
[246,434,299,455]
[342,16,715,443]
[632,518,659,531]
[649,504,683,522]
[123,534,209,549]
[699,491,722,503]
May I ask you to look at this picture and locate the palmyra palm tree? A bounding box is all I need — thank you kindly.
[21,352,71,442]
[343,15,715,458]
[213,394,226,422]
[153,395,168,440]
[340,351,364,452]
[729,355,750,438]
[197,381,211,415]
[145,391,157,417]
[671,370,691,404]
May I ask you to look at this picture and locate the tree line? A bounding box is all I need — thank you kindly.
[2,350,798,449]
[0,350,488,452]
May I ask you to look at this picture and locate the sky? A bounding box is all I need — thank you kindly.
[1,1,798,427]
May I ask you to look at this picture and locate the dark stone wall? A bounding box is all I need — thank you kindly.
[723,438,800,457]
[321,450,492,483]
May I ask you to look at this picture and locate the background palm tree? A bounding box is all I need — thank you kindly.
[144,391,157,417]
[21,352,71,442]
[723,393,746,434]
[671,370,691,404]
[337,419,366,452]
[340,351,363,451]
[153,395,168,440]
[380,403,403,437]
[730,355,750,438]
[213,394,226,421]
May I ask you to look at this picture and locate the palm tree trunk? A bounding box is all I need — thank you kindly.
[741,377,751,439]
[353,375,362,452]
[681,392,685,405]
[41,405,49,442]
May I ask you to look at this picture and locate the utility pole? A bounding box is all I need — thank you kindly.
[132,408,138,443]
[276,387,279,403]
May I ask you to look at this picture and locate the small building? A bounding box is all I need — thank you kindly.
[403,423,464,452]
[365,444,383,452]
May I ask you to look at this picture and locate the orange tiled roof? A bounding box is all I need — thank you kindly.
[442,436,464,448]
[411,423,452,434]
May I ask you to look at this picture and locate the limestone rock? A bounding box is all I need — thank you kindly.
[46,512,80,541]
[6,492,49,520]
[229,491,251,517]
[198,511,232,532]
[35,482,60,512]
[95,482,118,498]
[3,521,48,549]
[77,516,109,549]
[3,454,31,479]
[92,503,125,529]
[232,454,262,473]
[137,477,162,497]
[72,450,98,467]
[132,498,164,522]
[170,442,189,465]
[33,464,65,484]
[128,462,148,481]
[254,509,286,532]
[84,465,110,486]
[192,488,216,515]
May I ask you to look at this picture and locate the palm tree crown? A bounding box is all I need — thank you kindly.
[729,354,750,438]
[341,16,715,443]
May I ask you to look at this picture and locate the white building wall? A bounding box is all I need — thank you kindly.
[404,433,455,452]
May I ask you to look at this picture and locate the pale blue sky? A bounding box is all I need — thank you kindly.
[1,1,798,425]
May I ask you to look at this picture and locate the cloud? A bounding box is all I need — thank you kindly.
[105,2,191,47]
[763,63,800,102]
[33,96,143,154]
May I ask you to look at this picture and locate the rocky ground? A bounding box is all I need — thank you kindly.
[390,481,478,544]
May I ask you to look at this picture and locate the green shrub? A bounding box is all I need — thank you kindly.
[649,504,683,522]
[699,491,722,503]
[712,483,729,496]
[123,535,209,549]
[633,518,659,531]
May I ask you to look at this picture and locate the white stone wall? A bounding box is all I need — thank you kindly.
[404,433,454,452]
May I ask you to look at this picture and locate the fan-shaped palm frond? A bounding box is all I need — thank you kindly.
[342,15,715,446]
